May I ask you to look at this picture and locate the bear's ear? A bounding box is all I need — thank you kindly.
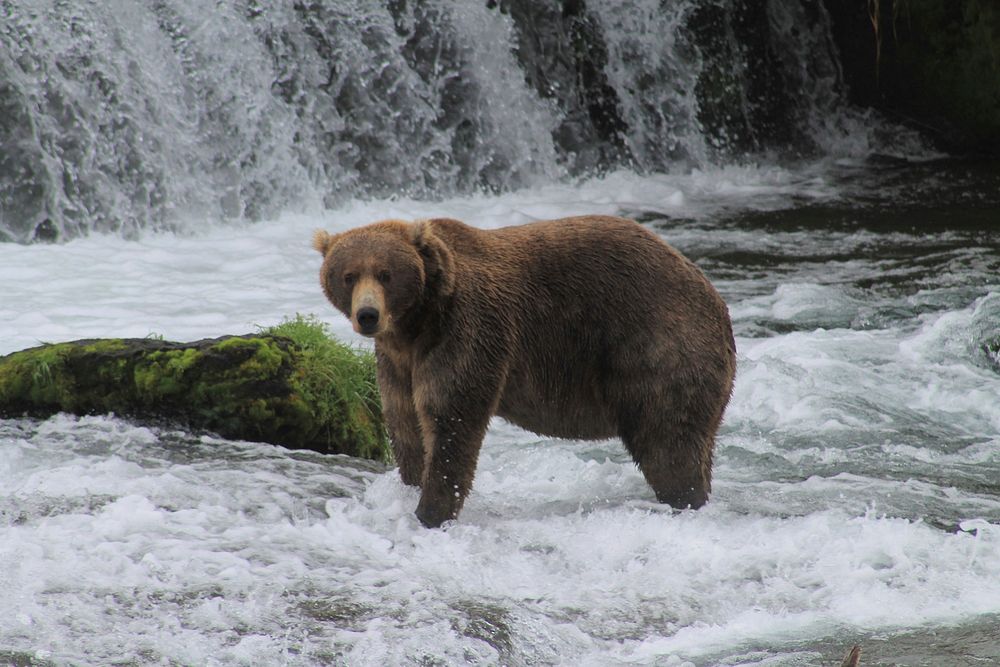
[409,220,455,297]
[312,229,336,256]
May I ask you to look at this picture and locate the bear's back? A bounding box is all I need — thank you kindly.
[428,215,734,440]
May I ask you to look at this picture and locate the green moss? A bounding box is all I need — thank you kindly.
[132,349,186,399]
[80,339,128,354]
[0,343,73,409]
[212,336,286,375]
[134,347,205,399]
[164,347,199,374]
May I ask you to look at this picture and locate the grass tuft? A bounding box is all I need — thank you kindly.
[266,314,388,462]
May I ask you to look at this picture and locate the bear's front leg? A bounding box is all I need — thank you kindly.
[376,348,425,486]
[412,379,496,528]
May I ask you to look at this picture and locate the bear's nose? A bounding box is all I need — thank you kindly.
[356,307,380,334]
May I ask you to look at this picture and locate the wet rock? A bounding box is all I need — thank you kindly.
[841,644,862,667]
[490,0,632,171]
[824,0,1000,153]
[985,336,1000,372]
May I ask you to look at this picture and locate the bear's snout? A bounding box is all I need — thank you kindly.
[356,306,380,335]
[351,275,387,336]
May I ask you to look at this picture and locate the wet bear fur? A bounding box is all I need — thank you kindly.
[313,215,736,528]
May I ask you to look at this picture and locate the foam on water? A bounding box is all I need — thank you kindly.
[2,164,1000,665]
[2,416,999,665]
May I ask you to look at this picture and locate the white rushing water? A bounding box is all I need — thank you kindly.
[2,163,999,666]
[3,0,924,243]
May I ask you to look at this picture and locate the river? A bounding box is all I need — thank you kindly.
[2,158,999,666]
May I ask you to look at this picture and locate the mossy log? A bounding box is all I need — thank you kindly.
[0,318,389,461]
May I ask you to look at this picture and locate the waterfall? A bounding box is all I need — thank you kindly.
[1,0,875,242]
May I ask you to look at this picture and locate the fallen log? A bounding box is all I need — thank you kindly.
[0,316,388,461]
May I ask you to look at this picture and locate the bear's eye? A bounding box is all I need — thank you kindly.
[343,272,357,287]
[377,270,391,285]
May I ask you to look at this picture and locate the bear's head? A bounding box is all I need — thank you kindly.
[313,219,454,338]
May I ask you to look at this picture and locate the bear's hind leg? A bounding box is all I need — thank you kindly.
[618,404,716,510]
[627,435,712,509]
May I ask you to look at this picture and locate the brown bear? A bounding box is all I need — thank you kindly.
[313,215,736,528]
